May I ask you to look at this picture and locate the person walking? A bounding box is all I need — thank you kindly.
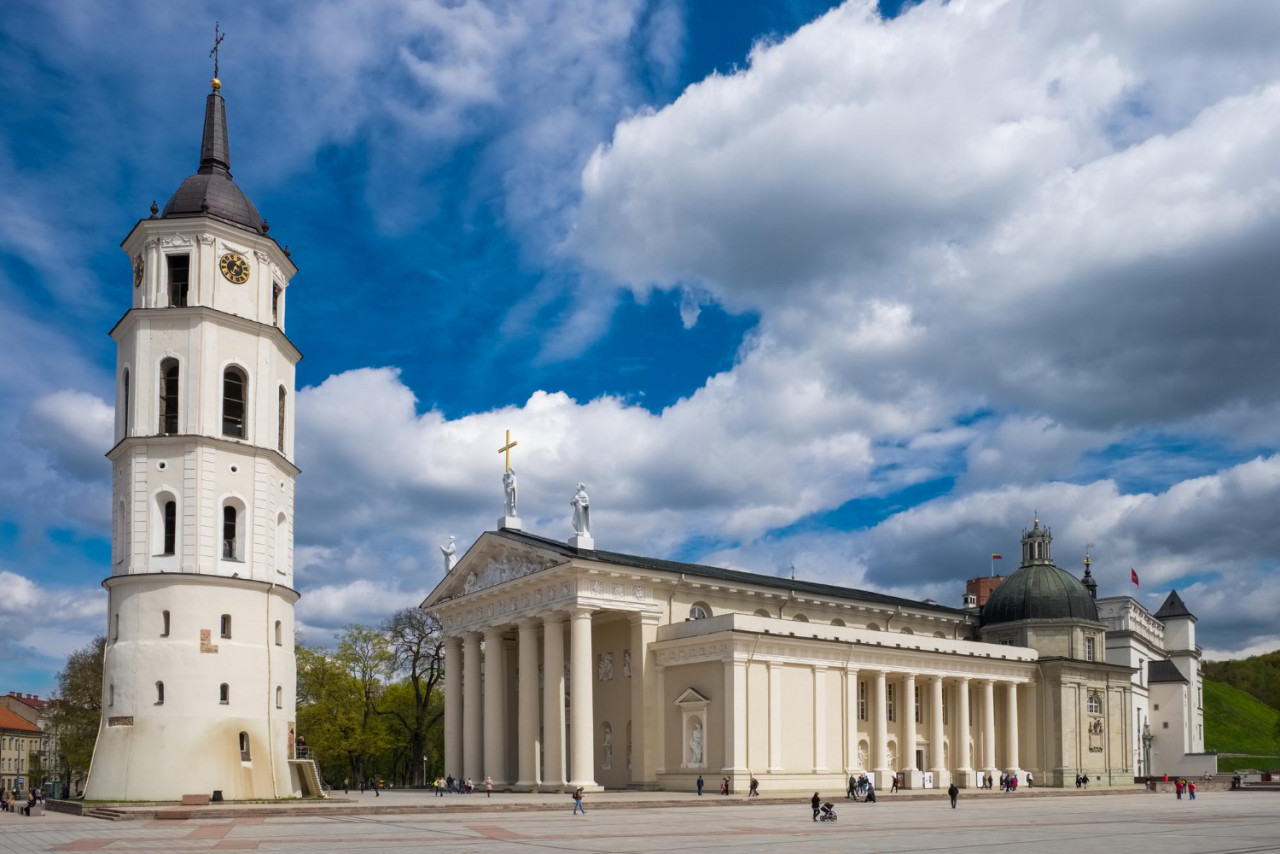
[1188,781,1196,800]
[948,782,959,809]
[891,774,900,793]
[697,774,704,796]
[572,786,586,815]
[1026,771,1033,788]
[847,774,856,799]
[1175,779,1183,799]
[485,776,493,798]
[811,791,822,822]
[749,777,760,797]
[865,777,876,803]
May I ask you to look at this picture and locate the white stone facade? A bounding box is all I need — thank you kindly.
[84,89,304,801]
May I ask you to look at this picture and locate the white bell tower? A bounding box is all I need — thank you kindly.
[84,73,306,801]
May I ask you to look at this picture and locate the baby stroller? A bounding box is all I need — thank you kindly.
[819,802,838,822]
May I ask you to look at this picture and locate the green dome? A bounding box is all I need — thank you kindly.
[982,563,1099,625]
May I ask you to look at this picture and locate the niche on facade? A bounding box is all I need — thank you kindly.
[674,687,710,769]
[601,722,614,770]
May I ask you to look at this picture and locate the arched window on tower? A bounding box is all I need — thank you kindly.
[159,358,180,434]
[272,282,282,326]
[161,610,170,637]
[239,731,251,761]
[274,620,282,646]
[155,681,165,705]
[222,367,247,438]
[220,683,230,704]
[275,685,282,709]
[121,369,130,436]
[162,499,177,555]
[166,254,190,307]
[223,505,238,560]
[278,386,287,453]
[274,512,287,576]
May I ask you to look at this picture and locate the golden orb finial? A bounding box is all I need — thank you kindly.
[211,77,222,91]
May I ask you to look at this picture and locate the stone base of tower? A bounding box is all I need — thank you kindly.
[84,573,301,801]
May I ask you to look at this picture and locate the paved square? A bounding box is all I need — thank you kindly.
[0,793,1274,854]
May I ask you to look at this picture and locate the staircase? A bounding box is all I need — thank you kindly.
[84,807,128,821]
[289,758,327,798]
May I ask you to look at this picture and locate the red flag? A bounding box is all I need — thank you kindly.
[1130,568,1140,587]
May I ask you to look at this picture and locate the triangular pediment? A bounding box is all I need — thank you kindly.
[674,687,710,707]
[422,532,566,609]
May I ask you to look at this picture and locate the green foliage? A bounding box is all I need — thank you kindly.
[1204,678,1280,757]
[48,635,106,791]
[1203,651,1280,712]
[1216,755,1280,773]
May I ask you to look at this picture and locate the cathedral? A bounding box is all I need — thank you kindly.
[424,517,1214,791]
[83,76,320,801]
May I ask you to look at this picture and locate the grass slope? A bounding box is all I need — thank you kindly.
[1204,678,1280,759]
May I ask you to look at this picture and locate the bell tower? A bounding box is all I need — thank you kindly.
[84,71,307,801]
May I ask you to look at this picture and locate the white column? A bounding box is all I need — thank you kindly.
[812,665,828,773]
[516,619,540,788]
[955,677,973,787]
[900,673,921,788]
[630,613,659,787]
[845,666,860,773]
[724,657,748,786]
[541,613,566,790]
[568,608,598,790]
[654,662,667,775]
[483,627,507,784]
[872,670,891,789]
[929,675,949,788]
[1006,682,1021,777]
[981,679,997,780]
[444,636,463,781]
[462,632,483,782]
[768,662,783,772]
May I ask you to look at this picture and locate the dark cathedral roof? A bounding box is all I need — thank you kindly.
[981,563,1101,625]
[161,87,265,234]
[1154,589,1196,621]
[1147,659,1188,683]
[491,528,969,616]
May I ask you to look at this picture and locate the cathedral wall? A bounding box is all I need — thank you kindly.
[746,661,769,771]
[659,660,723,777]
[591,618,632,789]
[823,668,843,772]
[781,665,813,770]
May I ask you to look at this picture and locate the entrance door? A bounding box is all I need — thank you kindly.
[915,749,924,771]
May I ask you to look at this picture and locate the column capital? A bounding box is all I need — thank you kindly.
[482,625,505,641]
[845,663,860,675]
[929,674,944,685]
[767,660,782,671]
[541,610,567,626]
[569,606,596,620]
[516,616,541,630]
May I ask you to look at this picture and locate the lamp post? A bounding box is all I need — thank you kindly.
[423,755,428,789]
[1141,718,1153,779]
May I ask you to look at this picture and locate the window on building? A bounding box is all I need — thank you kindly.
[277,386,287,452]
[220,683,230,704]
[109,684,114,706]
[887,683,896,722]
[272,283,282,326]
[113,613,120,642]
[156,681,164,705]
[220,614,232,639]
[858,680,867,721]
[688,603,709,620]
[159,358,180,434]
[1084,637,1096,662]
[1162,721,1169,729]
[161,610,170,637]
[162,499,177,555]
[167,255,190,307]
[222,367,247,438]
[276,686,282,709]
[274,620,283,646]
[122,369,131,434]
[239,731,251,761]
[915,685,922,724]
[223,506,238,560]
[1087,694,1101,715]
[275,512,287,575]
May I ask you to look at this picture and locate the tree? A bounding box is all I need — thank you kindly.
[335,625,394,782]
[375,608,446,786]
[48,636,106,794]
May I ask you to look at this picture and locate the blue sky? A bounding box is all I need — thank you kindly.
[3,0,1280,694]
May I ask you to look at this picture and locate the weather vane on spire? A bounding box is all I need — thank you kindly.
[210,21,225,90]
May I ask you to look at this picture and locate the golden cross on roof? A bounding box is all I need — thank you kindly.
[498,429,518,472]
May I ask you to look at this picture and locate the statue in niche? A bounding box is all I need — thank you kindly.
[689,721,704,766]
[439,536,457,573]
[571,482,591,535]
[503,469,518,517]
[622,649,632,678]
[598,651,613,682]
[602,725,613,770]
[857,744,868,768]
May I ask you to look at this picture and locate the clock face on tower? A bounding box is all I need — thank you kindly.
[219,252,251,284]
[132,255,144,287]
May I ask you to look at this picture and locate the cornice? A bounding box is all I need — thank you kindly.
[105,433,300,477]
[109,305,303,364]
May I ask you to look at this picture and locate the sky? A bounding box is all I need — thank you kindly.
[3,0,1280,695]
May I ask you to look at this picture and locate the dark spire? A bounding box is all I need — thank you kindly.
[1081,546,1097,599]
[198,89,232,176]
[1154,589,1196,621]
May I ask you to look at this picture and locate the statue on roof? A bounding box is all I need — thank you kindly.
[503,468,518,518]
[571,482,591,536]
[439,536,457,573]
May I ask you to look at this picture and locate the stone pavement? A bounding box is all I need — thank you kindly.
[0,791,1274,854]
